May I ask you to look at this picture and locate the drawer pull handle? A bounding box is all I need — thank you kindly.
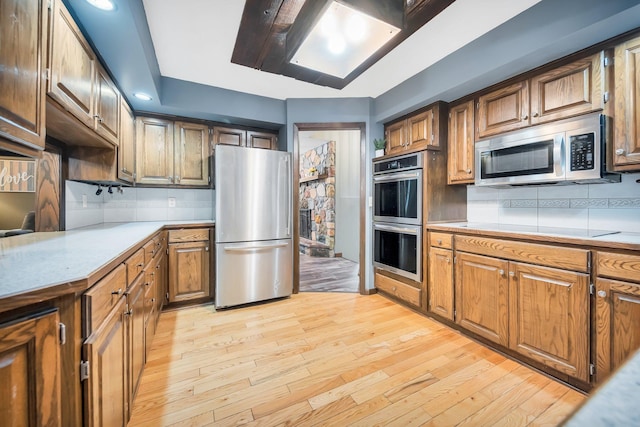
[111,288,123,295]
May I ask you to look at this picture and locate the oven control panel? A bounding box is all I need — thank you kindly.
[570,132,595,171]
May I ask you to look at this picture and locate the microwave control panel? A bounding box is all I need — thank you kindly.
[570,133,595,171]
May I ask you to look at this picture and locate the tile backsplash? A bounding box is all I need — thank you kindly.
[65,181,214,230]
[467,172,640,232]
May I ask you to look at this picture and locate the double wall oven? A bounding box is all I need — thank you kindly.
[373,153,423,282]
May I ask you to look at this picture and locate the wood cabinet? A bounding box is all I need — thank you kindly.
[613,36,640,170]
[118,99,136,183]
[135,117,175,185]
[174,121,210,186]
[375,272,422,308]
[447,100,475,184]
[509,262,589,381]
[427,232,454,320]
[0,309,61,427]
[530,53,604,125]
[83,297,127,427]
[213,126,278,150]
[168,228,211,303]
[476,81,529,139]
[94,65,120,146]
[0,0,48,153]
[455,252,510,346]
[384,104,443,156]
[595,251,640,383]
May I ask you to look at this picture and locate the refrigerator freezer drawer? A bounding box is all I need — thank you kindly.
[215,239,293,308]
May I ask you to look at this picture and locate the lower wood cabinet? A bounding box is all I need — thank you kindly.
[375,272,422,308]
[0,309,61,427]
[168,228,212,304]
[595,251,640,383]
[427,244,454,321]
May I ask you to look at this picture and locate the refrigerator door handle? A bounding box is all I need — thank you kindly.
[285,155,291,236]
[224,243,289,252]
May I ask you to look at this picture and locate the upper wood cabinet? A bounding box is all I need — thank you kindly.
[48,0,121,148]
[49,0,96,129]
[0,0,48,153]
[118,99,136,183]
[0,309,62,427]
[476,81,529,139]
[530,52,604,125]
[247,130,277,150]
[135,117,175,186]
[384,103,443,156]
[174,121,210,186]
[94,65,120,145]
[213,126,246,147]
[447,100,475,184]
[613,36,640,170]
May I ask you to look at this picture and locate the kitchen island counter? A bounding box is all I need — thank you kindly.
[0,221,214,313]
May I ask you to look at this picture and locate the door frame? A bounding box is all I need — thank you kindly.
[293,122,366,295]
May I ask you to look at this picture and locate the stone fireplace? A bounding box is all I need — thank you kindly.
[299,141,336,257]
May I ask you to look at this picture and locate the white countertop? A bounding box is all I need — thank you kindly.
[0,221,214,301]
[427,222,640,247]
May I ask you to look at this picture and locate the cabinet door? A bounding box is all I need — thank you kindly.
[213,126,246,146]
[509,262,589,381]
[0,310,61,427]
[595,278,640,383]
[94,66,120,146]
[0,0,48,151]
[455,252,509,346]
[428,247,454,320]
[174,121,210,186]
[135,117,174,185]
[49,0,96,129]
[127,276,145,417]
[168,241,211,302]
[247,130,277,150]
[408,109,434,150]
[83,297,126,427]
[530,52,603,125]
[385,120,406,155]
[476,81,529,139]
[118,99,135,183]
[447,100,475,184]
[614,37,640,169]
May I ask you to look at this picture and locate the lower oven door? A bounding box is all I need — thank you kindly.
[373,222,421,282]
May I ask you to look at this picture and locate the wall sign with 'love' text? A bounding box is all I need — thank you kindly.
[0,158,36,192]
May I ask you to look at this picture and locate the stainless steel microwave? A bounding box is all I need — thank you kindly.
[475,113,620,187]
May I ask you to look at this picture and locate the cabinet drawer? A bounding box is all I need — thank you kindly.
[168,228,210,243]
[126,248,145,285]
[454,235,589,272]
[84,264,127,335]
[375,273,421,308]
[429,232,453,249]
[597,252,640,283]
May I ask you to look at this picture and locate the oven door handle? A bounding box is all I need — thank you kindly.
[373,223,419,235]
[373,171,421,182]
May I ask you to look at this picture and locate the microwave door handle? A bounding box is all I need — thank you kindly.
[374,224,418,235]
[557,135,565,177]
[373,171,420,182]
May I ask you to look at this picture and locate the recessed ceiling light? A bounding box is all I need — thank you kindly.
[133,92,152,101]
[86,0,115,11]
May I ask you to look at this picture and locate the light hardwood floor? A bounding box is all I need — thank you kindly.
[128,293,585,426]
[299,254,359,293]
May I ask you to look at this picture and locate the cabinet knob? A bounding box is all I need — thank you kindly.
[445,258,450,264]
[597,290,607,298]
[522,115,528,120]
[392,286,397,292]
[616,148,625,156]
[176,176,181,182]
[137,262,144,267]
[532,112,539,118]
[499,269,504,276]
[437,239,442,245]
[509,271,515,277]
[111,288,123,296]
[151,298,156,303]
[205,246,209,251]
[466,169,472,174]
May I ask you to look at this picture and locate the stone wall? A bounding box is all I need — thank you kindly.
[299,141,336,257]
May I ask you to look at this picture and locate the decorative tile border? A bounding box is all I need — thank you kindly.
[509,199,537,208]
[608,198,640,208]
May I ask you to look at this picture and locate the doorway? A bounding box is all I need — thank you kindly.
[293,123,366,295]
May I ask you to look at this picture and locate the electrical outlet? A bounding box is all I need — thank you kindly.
[82,194,87,208]
[168,197,176,208]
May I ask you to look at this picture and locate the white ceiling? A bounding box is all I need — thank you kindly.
[142,0,543,101]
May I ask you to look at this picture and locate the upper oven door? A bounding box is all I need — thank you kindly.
[475,132,564,186]
[373,169,423,225]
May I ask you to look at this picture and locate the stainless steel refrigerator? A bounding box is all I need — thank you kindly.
[214,145,293,308]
